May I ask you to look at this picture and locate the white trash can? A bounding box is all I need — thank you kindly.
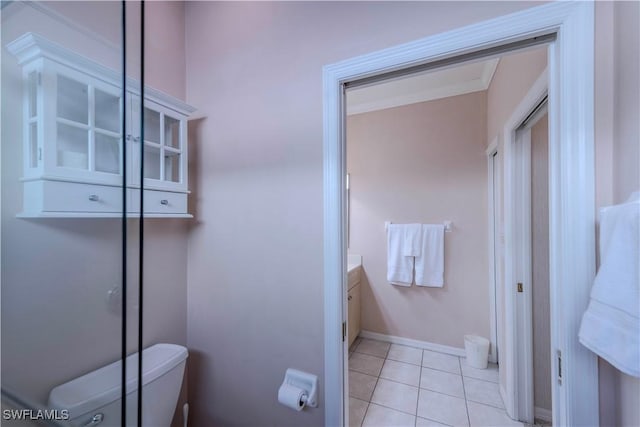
[464,335,490,369]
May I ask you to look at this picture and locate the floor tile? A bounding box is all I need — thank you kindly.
[380,359,421,387]
[461,360,499,383]
[355,339,391,358]
[467,401,523,426]
[350,352,385,377]
[371,378,419,415]
[362,403,416,427]
[415,416,452,426]
[420,367,464,398]
[349,397,369,427]
[349,370,378,402]
[422,350,461,374]
[417,389,469,426]
[387,344,423,365]
[463,377,504,409]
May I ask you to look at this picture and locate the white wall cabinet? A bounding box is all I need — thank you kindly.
[7,33,196,218]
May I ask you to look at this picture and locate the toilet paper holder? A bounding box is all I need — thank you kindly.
[281,368,318,408]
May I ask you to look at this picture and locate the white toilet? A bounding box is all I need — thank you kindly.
[48,343,188,427]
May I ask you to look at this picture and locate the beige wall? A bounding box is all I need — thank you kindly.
[184,2,544,425]
[531,113,551,412]
[0,1,188,413]
[346,92,489,348]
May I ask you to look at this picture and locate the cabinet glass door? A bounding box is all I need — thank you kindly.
[163,115,181,183]
[141,105,183,185]
[143,107,162,180]
[94,88,122,174]
[56,75,89,170]
[55,73,122,176]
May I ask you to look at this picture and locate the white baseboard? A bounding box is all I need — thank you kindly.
[358,330,466,357]
[534,406,552,423]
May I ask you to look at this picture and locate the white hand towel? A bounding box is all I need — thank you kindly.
[415,224,445,287]
[579,193,640,377]
[403,223,423,256]
[387,224,414,286]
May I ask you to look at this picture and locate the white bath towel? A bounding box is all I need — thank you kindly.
[403,223,423,257]
[415,224,445,287]
[387,224,415,286]
[579,192,640,377]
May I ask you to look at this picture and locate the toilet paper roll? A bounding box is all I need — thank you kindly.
[278,383,307,411]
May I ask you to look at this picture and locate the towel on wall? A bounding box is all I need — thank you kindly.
[387,224,415,286]
[415,224,445,287]
[402,223,423,257]
[578,192,640,377]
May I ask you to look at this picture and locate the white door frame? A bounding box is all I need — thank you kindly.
[322,2,597,426]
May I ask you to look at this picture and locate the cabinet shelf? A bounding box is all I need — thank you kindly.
[7,32,197,218]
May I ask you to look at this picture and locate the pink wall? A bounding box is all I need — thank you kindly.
[184,2,543,425]
[486,47,548,145]
[346,92,489,348]
[609,2,640,425]
[183,1,638,426]
[613,1,640,205]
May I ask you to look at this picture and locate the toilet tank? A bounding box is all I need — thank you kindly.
[48,343,188,427]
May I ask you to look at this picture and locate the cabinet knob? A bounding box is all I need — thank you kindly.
[348,295,352,301]
[160,199,169,205]
[88,194,99,202]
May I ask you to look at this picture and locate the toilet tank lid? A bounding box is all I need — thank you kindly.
[48,343,188,418]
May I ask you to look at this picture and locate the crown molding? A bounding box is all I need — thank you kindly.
[347,58,499,115]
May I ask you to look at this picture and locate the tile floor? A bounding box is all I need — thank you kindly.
[348,337,525,427]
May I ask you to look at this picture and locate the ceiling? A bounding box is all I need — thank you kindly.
[346,58,499,115]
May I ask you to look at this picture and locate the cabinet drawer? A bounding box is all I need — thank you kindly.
[40,181,122,213]
[129,189,187,214]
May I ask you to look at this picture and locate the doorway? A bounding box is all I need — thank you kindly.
[323,2,597,427]
[345,53,514,426]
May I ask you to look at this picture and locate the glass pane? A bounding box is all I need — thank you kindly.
[95,89,120,133]
[57,123,88,169]
[143,144,160,179]
[143,107,160,143]
[2,1,130,424]
[28,71,37,118]
[164,116,180,149]
[95,132,120,174]
[164,151,180,182]
[57,75,88,124]
[29,123,37,168]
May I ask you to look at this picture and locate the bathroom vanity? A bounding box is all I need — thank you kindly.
[347,256,362,347]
